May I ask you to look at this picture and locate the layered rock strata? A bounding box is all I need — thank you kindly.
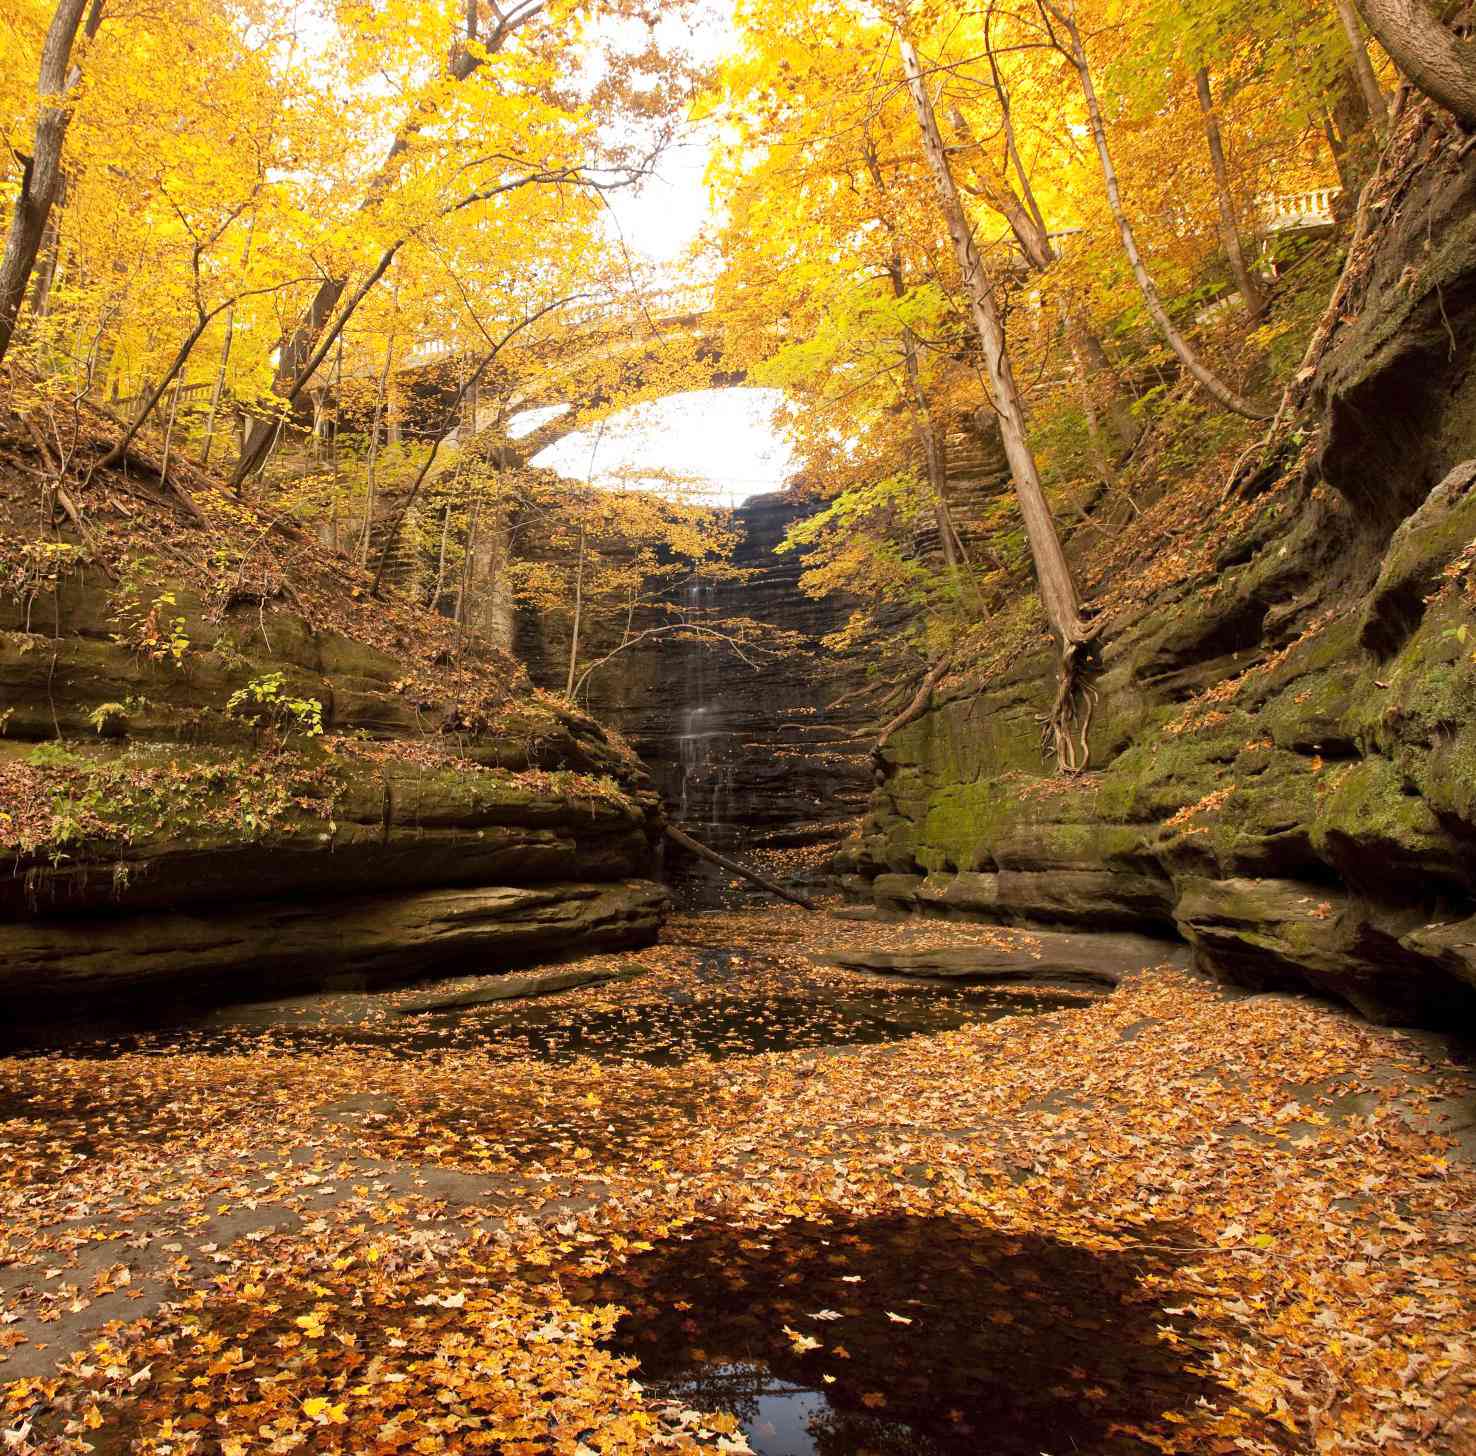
[848,112,1476,1028]
[0,569,665,1009]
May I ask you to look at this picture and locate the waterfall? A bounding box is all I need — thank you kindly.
[673,579,736,840]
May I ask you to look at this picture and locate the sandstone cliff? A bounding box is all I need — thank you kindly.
[849,104,1476,1027]
[0,430,666,1012]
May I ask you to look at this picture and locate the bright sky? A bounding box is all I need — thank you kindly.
[528,388,800,507]
[526,3,800,506]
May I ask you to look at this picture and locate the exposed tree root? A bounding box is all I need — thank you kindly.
[1040,638,1099,776]
[663,823,817,912]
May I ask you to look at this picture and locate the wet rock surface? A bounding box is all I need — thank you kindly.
[816,925,1188,988]
[4,881,669,1006]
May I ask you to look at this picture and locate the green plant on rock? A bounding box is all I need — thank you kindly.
[226,672,325,744]
[27,741,82,769]
[88,702,129,734]
[111,586,191,667]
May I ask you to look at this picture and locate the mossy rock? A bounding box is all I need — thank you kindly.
[1359,462,1476,656]
[1312,757,1467,895]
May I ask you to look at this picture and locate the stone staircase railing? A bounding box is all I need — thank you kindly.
[1259,186,1342,232]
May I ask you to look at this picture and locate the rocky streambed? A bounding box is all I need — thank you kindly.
[2,907,1473,1456]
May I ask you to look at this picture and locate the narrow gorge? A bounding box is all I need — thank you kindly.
[3,3,1476,1454]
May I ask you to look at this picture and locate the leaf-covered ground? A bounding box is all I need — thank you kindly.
[2,909,1473,1455]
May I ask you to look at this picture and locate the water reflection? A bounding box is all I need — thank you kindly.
[578,1213,1235,1456]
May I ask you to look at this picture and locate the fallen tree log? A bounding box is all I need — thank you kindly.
[663,822,816,912]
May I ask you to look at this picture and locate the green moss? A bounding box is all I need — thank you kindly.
[0,743,342,858]
[1311,757,1446,865]
[1092,711,1248,823]
[1351,599,1476,754]
[916,779,1020,872]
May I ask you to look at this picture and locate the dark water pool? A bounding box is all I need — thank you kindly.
[0,958,1092,1063]
[573,1213,1230,1456]
[428,985,1090,1065]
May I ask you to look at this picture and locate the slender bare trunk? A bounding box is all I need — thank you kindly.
[431,502,452,607]
[994,54,1049,244]
[948,106,1055,269]
[898,329,964,578]
[0,0,102,368]
[200,188,257,467]
[360,330,396,567]
[1337,0,1391,122]
[25,186,63,322]
[874,656,952,757]
[900,37,1088,649]
[455,499,480,623]
[159,377,181,479]
[1195,68,1268,321]
[1354,0,1475,126]
[862,141,964,584]
[664,822,816,911]
[1323,113,1354,192]
[949,104,1136,454]
[1042,2,1268,420]
[99,312,214,468]
[565,519,586,697]
[200,318,232,466]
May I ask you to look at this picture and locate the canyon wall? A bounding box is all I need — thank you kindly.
[0,514,666,1013]
[517,491,872,898]
[846,116,1476,1027]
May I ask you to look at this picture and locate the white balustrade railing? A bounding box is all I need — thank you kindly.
[1260,186,1342,231]
[405,337,454,364]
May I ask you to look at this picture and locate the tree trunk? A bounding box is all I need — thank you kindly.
[1355,0,1476,126]
[862,141,965,586]
[200,316,232,466]
[899,37,1089,651]
[159,377,182,480]
[200,195,257,468]
[1337,0,1391,122]
[565,520,586,697]
[360,330,396,567]
[1064,313,1139,458]
[949,104,1137,454]
[873,655,952,758]
[327,335,343,551]
[25,188,62,322]
[1042,2,1268,420]
[99,307,218,469]
[1195,69,1268,321]
[0,0,101,369]
[231,4,546,481]
[455,499,480,624]
[947,106,1055,268]
[431,502,452,608]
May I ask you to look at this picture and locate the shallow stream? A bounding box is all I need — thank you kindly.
[1,925,1135,1455]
